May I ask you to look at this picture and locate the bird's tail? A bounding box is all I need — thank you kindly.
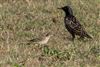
[85,33,92,39]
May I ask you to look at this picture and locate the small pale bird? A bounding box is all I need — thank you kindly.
[58,6,92,40]
[29,33,53,45]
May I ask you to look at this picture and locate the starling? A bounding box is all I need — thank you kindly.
[58,6,92,40]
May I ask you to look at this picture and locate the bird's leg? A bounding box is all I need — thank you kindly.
[71,33,75,40]
[80,36,84,38]
[78,36,84,40]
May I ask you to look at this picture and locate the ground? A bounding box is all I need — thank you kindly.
[0,0,100,67]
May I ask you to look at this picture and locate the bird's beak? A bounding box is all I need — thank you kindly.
[57,7,62,10]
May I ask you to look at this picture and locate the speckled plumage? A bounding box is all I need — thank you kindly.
[58,6,92,40]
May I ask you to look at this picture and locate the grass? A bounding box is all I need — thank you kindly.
[0,0,100,67]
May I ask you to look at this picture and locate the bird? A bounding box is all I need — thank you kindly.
[58,6,92,40]
[29,33,53,45]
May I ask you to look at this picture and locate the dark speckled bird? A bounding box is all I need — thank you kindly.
[58,6,92,40]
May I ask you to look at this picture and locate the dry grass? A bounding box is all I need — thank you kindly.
[0,0,100,67]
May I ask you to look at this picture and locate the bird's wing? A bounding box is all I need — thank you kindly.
[65,16,85,34]
[29,38,42,42]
